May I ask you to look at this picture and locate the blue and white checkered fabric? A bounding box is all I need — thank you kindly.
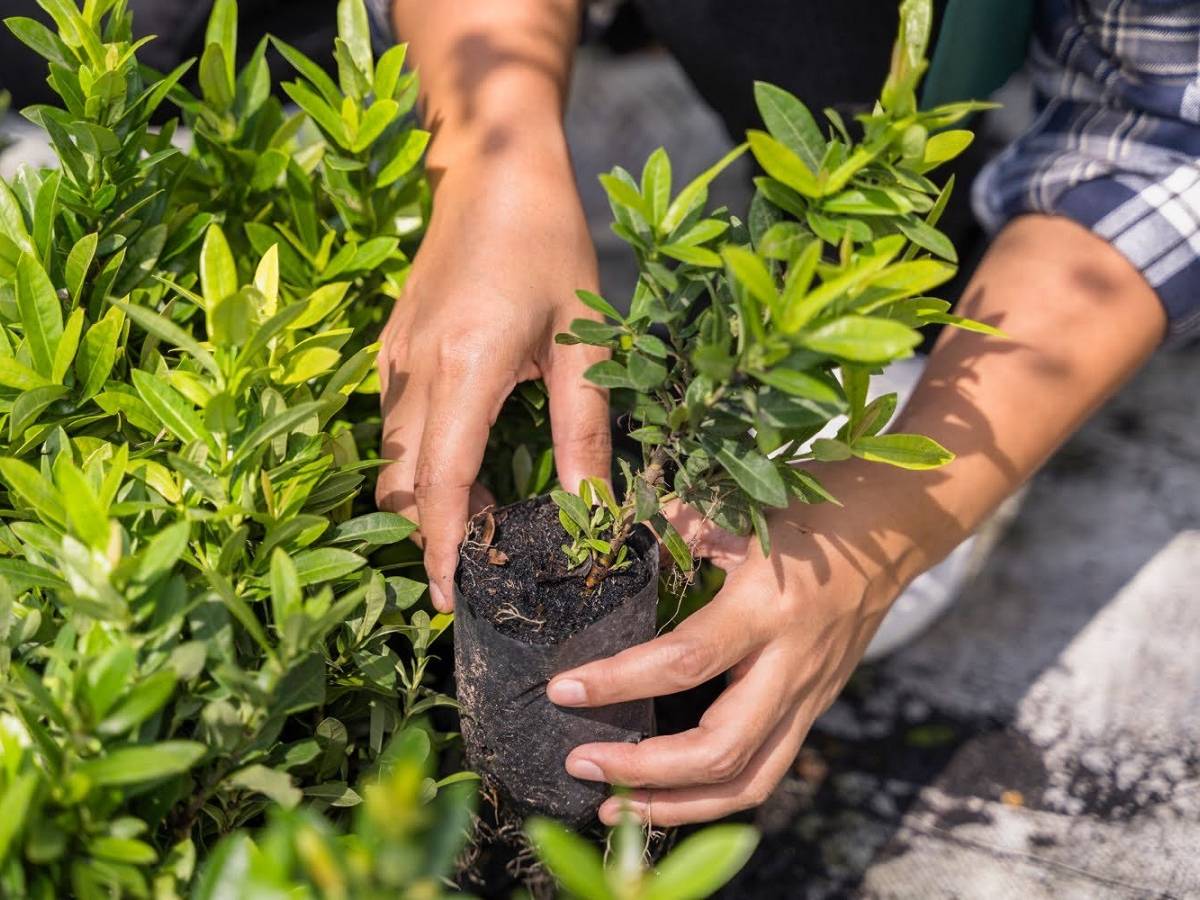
[975,0,1200,338]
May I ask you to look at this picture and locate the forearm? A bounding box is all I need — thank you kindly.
[793,215,1166,603]
[390,0,582,176]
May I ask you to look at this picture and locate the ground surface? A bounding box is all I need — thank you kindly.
[566,47,1200,900]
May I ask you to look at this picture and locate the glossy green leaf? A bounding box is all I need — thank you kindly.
[851,433,954,470]
[644,825,759,900]
[715,441,789,508]
[77,741,206,787]
[526,818,612,900]
[754,82,825,172]
[131,368,212,448]
[16,254,63,378]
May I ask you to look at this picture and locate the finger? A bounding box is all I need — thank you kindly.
[565,645,794,789]
[544,336,611,493]
[547,569,772,706]
[377,345,424,524]
[415,357,513,613]
[596,700,810,827]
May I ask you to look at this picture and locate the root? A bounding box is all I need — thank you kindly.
[494,603,545,630]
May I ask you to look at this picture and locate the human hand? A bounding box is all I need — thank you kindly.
[545,494,899,826]
[376,147,611,613]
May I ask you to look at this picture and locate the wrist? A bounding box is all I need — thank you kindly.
[426,109,572,189]
[780,459,962,612]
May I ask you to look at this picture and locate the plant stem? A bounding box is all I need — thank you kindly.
[585,446,669,592]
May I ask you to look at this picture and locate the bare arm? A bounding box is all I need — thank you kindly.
[549,215,1166,825]
[377,0,610,612]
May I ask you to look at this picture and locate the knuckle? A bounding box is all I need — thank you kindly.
[702,737,749,784]
[435,333,491,376]
[666,637,716,687]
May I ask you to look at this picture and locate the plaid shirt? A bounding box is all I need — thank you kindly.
[975,0,1200,338]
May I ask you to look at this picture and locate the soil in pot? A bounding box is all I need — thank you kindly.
[455,497,658,827]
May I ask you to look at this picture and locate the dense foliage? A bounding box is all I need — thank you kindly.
[0,1,472,896]
[554,0,999,581]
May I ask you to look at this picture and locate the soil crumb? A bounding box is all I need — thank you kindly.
[457,499,652,645]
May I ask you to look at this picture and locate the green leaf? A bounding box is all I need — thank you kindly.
[627,353,668,391]
[88,837,158,866]
[208,287,258,348]
[53,456,108,550]
[200,224,238,309]
[0,772,39,864]
[0,357,52,391]
[292,548,366,586]
[97,671,177,737]
[204,0,238,87]
[0,457,66,527]
[851,433,954,470]
[228,764,302,810]
[330,512,418,546]
[337,0,374,78]
[921,129,974,169]
[526,818,613,900]
[747,130,820,198]
[0,558,67,591]
[270,548,301,628]
[715,442,789,508]
[65,233,98,304]
[575,290,623,323]
[641,147,672,228]
[662,143,749,234]
[352,99,399,152]
[583,360,633,390]
[117,301,221,380]
[77,741,206,787]
[10,384,68,441]
[282,81,350,148]
[376,127,430,187]
[644,824,759,900]
[374,42,408,100]
[131,369,212,449]
[199,43,234,111]
[232,400,328,466]
[136,520,191,584]
[599,173,649,222]
[753,368,841,405]
[51,307,84,384]
[754,82,825,172]
[803,317,921,363]
[896,216,956,263]
[16,254,63,378]
[651,513,693,571]
[723,245,778,307]
[551,490,592,532]
[660,243,723,267]
[271,37,342,106]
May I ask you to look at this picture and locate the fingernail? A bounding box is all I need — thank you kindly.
[566,757,605,782]
[547,678,587,706]
[600,798,645,824]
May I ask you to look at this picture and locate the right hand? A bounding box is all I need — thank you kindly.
[376,144,612,613]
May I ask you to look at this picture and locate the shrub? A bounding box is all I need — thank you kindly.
[0,1,468,896]
[550,0,998,584]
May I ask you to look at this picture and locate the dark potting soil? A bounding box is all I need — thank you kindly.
[456,499,652,645]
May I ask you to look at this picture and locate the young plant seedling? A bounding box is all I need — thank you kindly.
[554,0,1000,588]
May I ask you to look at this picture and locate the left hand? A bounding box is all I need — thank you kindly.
[546,501,895,826]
